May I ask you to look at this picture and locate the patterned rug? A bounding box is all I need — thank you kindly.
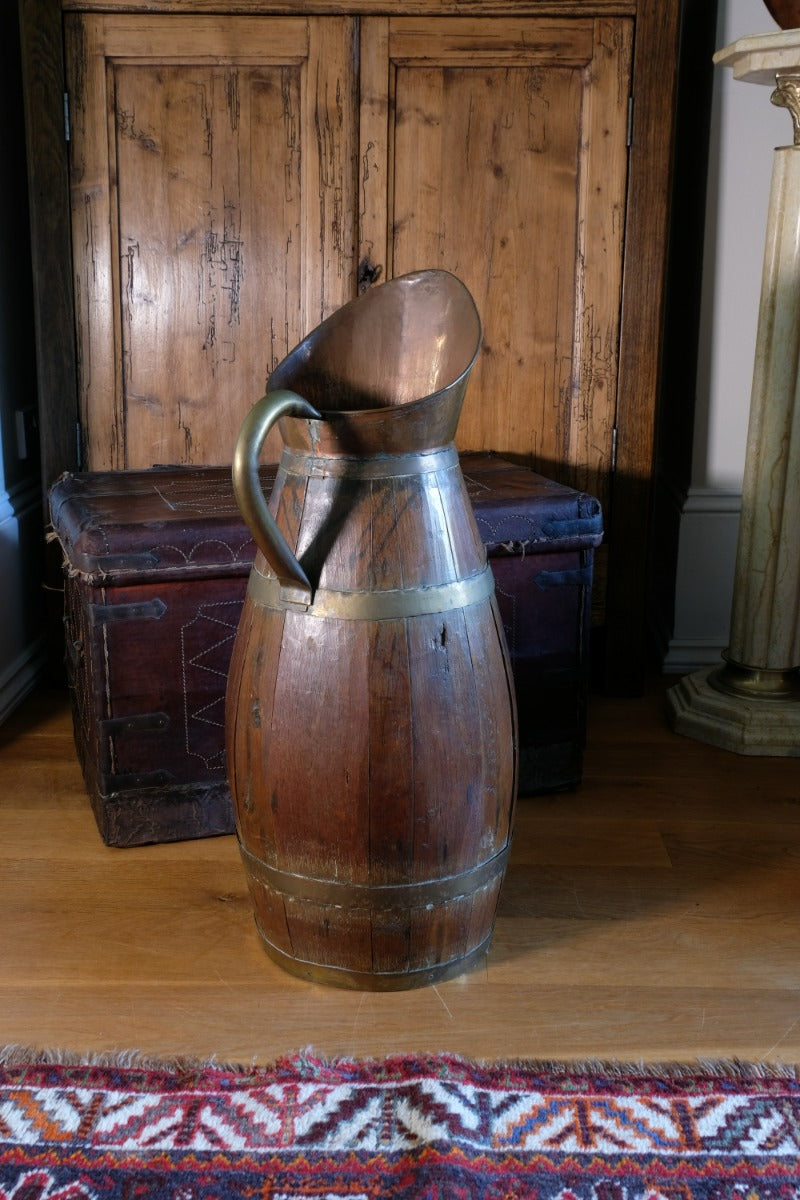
[1,1048,799,1199]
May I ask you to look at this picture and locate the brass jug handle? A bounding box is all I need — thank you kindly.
[233,389,322,607]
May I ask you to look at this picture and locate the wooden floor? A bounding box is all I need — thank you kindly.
[2,678,800,1067]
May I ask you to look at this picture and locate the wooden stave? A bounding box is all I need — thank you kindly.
[225,445,517,987]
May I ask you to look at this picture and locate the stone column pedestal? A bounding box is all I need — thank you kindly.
[667,30,800,755]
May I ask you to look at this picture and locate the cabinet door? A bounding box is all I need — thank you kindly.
[64,14,358,470]
[361,16,631,527]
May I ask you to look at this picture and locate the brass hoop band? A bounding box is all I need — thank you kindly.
[254,924,494,991]
[279,444,459,480]
[248,561,495,618]
[240,842,510,910]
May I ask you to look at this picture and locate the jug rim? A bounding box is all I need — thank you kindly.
[268,269,483,419]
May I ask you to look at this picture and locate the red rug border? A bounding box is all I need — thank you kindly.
[2,1043,799,1085]
[3,1044,799,1199]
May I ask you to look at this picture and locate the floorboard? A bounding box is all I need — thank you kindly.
[1,679,799,1066]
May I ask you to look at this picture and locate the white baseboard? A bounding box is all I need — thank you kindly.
[0,476,47,723]
[0,636,47,724]
[665,485,741,674]
[662,638,726,674]
[0,475,42,524]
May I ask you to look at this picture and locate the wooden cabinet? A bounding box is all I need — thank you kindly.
[20,0,685,692]
[64,9,629,508]
[65,13,359,468]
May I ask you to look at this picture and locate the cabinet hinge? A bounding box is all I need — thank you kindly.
[611,426,618,473]
[626,96,634,148]
[63,92,71,142]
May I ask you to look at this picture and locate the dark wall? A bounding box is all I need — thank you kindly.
[0,2,47,716]
[0,0,39,490]
[650,0,720,663]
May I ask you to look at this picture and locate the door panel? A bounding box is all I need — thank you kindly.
[65,14,358,469]
[362,17,632,521]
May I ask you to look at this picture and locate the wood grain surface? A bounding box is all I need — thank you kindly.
[226,426,516,986]
[62,12,628,547]
[22,0,686,693]
[3,679,800,1064]
[64,13,358,470]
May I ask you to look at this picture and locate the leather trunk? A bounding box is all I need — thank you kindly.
[49,453,602,846]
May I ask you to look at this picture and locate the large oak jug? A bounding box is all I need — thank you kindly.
[226,270,518,989]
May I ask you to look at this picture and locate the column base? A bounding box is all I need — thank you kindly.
[666,667,800,756]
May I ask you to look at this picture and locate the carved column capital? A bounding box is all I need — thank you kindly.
[771,70,800,143]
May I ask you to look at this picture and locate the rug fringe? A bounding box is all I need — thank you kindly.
[501,1055,800,1081]
[0,1044,250,1073]
[1,1043,798,1080]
